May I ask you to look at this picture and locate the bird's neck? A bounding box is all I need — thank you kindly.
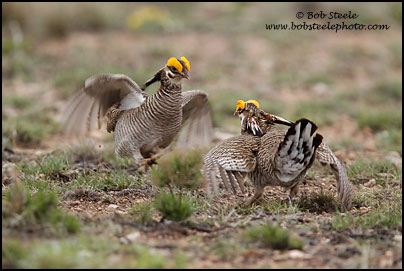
[158,70,182,94]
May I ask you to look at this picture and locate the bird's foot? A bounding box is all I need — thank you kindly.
[287,195,300,212]
[242,195,263,208]
[287,195,295,207]
[140,157,158,172]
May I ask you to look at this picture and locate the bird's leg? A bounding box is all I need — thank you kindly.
[288,185,300,207]
[243,186,264,207]
[141,147,164,171]
[141,158,158,172]
[130,150,151,173]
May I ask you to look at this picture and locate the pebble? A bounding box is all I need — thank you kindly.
[393,235,402,242]
[379,250,394,268]
[385,151,402,169]
[107,204,119,211]
[114,210,127,216]
[70,200,81,206]
[364,179,376,187]
[120,231,141,244]
[288,250,308,259]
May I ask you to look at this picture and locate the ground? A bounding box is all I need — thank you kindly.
[2,2,402,269]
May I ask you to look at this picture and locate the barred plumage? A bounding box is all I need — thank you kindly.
[237,102,353,210]
[210,101,353,210]
[202,119,323,207]
[63,57,212,169]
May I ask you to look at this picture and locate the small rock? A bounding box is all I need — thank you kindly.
[393,235,402,242]
[288,250,308,259]
[121,231,141,244]
[379,250,394,268]
[120,237,129,245]
[107,204,119,211]
[114,210,127,216]
[385,151,402,169]
[313,83,329,96]
[70,200,80,206]
[347,152,356,161]
[364,144,376,152]
[364,179,376,187]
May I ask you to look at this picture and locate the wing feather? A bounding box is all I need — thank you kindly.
[177,90,213,147]
[202,135,259,195]
[62,74,148,135]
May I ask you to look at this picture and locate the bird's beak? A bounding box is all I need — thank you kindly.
[233,110,239,116]
[183,74,190,80]
[272,115,294,126]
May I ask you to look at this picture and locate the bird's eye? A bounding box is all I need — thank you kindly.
[170,66,177,72]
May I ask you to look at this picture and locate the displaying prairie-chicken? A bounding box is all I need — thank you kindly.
[202,100,353,210]
[233,100,353,209]
[234,99,293,136]
[63,56,212,169]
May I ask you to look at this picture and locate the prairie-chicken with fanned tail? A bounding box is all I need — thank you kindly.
[202,118,323,207]
[233,100,353,210]
[203,100,353,210]
[63,57,212,169]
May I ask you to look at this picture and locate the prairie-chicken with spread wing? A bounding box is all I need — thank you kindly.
[63,56,212,169]
[232,100,353,210]
[202,101,352,209]
[202,118,323,207]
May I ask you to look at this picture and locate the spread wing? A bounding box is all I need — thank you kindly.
[176,90,213,147]
[316,142,353,210]
[62,74,148,135]
[201,135,260,195]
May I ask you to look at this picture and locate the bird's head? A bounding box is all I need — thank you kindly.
[234,99,294,127]
[165,56,190,81]
[142,56,191,90]
[234,99,260,117]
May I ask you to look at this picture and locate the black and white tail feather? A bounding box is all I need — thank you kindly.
[274,118,323,183]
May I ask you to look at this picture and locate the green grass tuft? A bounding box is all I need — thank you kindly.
[151,148,203,190]
[2,239,29,269]
[376,129,402,155]
[3,183,81,235]
[297,190,338,213]
[2,107,60,147]
[356,108,402,132]
[69,172,141,191]
[348,157,401,185]
[244,223,303,250]
[154,192,195,222]
[129,201,154,225]
[365,79,402,105]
